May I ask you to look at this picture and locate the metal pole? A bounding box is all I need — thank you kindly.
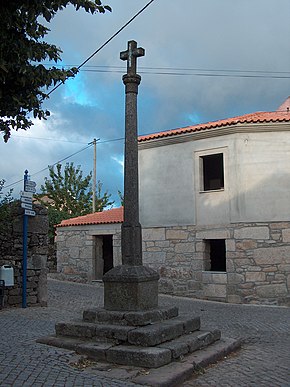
[22,170,28,308]
[89,138,100,213]
[92,138,97,213]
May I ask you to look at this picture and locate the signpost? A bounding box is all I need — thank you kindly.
[21,196,33,205]
[21,202,33,210]
[24,210,36,217]
[21,170,36,308]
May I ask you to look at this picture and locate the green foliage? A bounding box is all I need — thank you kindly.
[0,1,111,142]
[37,162,114,240]
[118,190,124,206]
[95,181,115,213]
[0,179,15,233]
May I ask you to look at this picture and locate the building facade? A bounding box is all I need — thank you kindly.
[56,105,290,305]
[56,208,123,282]
[138,109,290,305]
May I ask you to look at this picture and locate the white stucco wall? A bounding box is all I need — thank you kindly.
[139,126,290,227]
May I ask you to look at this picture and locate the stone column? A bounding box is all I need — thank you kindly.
[103,41,159,311]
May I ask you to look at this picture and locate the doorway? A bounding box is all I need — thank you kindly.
[93,235,114,280]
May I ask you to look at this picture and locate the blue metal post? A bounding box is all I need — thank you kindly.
[22,170,28,308]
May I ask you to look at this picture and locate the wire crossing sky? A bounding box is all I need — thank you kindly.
[47,0,156,96]
[1,0,290,205]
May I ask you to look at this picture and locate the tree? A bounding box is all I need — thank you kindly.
[0,1,111,142]
[0,179,15,233]
[38,162,114,240]
[118,190,124,206]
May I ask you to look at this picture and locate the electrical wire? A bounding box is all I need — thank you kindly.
[12,135,88,144]
[12,134,125,144]
[2,136,126,189]
[46,0,155,96]
[42,63,290,79]
[3,143,93,190]
[79,69,290,79]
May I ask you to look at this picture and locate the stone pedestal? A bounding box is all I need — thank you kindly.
[103,265,159,311]
[38,304,241,372]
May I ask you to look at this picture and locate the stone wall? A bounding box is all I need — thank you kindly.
[47,243,57,272]
[55,224,122,283]
[55,221,290,305]
[0,203,48,307]
[142,223,290,306]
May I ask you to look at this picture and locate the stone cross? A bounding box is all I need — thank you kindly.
[103,40,159,312]
[119,40,145,266]
[120,40,145,76]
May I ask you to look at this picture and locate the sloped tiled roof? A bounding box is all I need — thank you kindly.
[277,96,290,112]
[138,111,290,142]
[58,207,123,227]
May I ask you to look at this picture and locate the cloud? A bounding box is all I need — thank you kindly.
[1,0,290,203]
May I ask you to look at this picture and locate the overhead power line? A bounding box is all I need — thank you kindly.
[43,63,290,80]
[3,136,126,190]
[12,134,125,144]
[44,63,290,76]
[3,143,93,190]
[80,69,290,79]
[47,0,155,96]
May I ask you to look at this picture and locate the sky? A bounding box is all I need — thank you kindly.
[1,0,290,206]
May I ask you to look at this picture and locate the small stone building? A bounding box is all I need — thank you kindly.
[56,101,290,306]
[56,208,123,282]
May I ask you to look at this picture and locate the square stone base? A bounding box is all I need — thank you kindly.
[103,265,159,311]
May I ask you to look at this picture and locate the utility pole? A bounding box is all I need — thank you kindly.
[89,138,100,213]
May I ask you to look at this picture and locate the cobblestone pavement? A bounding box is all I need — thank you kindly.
[0,278,289,387]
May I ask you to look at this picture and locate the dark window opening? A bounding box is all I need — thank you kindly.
[205,239,226,272]
[201,153,224,191]
[103,235,113,274]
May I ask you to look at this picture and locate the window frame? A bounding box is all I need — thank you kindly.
[195,147,227,194]
[201,153,224,191]
[203,239,227,273]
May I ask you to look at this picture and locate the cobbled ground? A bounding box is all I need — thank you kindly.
[0,278,289,387]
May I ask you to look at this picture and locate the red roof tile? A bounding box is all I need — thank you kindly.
[138,111,290,142]
[58,207,123,227]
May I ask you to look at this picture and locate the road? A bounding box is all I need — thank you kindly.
[0,278,289,386]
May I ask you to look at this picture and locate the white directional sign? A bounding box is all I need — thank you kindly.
[21,196,33,204]
[24,186,36,193]
[21,202,33,210]
[24,209,36,217]
[25,180,36,188]
[20,190,33,198]
[20,180,35,215]
[24,180,36,193]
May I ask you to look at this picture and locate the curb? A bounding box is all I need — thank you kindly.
[132,337,241,387]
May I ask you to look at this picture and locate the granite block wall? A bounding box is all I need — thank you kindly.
[142,222,290,306]
[0,203,48,307]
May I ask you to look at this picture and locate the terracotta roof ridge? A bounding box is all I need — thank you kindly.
[57,206,124,227]
[138,110,290,142]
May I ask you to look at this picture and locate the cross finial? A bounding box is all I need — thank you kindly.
[120,40,145,75]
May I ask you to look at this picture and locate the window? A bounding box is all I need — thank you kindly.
[201,153,224,191]
[204,239,226,272]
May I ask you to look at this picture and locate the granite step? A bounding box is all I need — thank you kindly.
[127,315,201,346]
[55,314,201,346]
[75,329,221,367]
[37,328,222,369]
[158,329,221,359]
[83,306,179,326]
[132,337,242,386]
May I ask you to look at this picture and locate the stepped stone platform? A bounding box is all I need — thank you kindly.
[38,305,241,374]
